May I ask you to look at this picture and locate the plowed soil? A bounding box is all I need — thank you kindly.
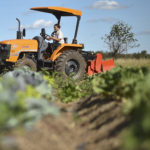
[1,95,129,150]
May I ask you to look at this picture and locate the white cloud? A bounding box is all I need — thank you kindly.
[90,0,126,10]
[139,30,150,36]
[100,17,119,22]
[87,17,119,23]
[22,19,53,30]
[23,10,36,16]
[10,19,53,30]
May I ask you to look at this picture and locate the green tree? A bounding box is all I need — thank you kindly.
[141,50,147,55]
[103,22,139,57]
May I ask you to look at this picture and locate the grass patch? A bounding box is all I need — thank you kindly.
[115,58,150,68]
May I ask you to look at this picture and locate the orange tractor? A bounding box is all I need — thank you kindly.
[0,7,114,79]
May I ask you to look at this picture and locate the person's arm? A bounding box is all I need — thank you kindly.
[52,31,63,42]
[50,36,61,42]
[45,31,57,41]
[46,34,61,41]
[46,36,52,41]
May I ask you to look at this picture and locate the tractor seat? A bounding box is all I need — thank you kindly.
[33,36,49,60]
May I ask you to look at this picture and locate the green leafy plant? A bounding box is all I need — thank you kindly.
[0,67,59,131]
[53,75,93,103]
[91,66,150,150]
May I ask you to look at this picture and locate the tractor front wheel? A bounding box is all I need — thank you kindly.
[55,50,86,80]
[15,58,37,71]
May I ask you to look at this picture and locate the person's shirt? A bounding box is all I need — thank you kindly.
[51,30,64,44]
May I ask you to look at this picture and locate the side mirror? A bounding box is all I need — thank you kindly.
[23,28,26,37]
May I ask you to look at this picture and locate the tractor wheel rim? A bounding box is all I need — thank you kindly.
[65,59,79,76]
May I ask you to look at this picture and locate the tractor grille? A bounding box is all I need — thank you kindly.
[0,44,11,61]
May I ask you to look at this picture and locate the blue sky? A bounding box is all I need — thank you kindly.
[0,0,150,53]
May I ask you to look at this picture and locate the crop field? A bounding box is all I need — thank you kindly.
[115,58,150,68]
[0,62,150,150]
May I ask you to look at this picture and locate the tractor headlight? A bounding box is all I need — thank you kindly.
[0,44,5,50]
[0,44,11,60]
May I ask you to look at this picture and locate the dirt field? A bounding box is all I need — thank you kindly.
[1,95,129,150]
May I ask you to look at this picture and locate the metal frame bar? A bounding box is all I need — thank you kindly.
[72,16,80,44]
[55,15,81,44]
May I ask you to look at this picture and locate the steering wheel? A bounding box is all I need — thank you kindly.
[40,33,50,40]
[40,28,50,40]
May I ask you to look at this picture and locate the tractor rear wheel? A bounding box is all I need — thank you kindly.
[55,50,86,80]
[15,58,37,71]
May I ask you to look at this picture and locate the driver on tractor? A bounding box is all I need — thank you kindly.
[46,24,64,50]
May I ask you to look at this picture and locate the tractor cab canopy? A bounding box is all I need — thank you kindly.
[31,7,82,19]
[31,7,82,44]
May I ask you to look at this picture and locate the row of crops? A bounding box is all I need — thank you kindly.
[54,67,150,150]
[0,66,150,150]
[92,67,150,150]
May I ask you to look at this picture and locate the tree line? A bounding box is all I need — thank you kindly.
[96,50,150,59]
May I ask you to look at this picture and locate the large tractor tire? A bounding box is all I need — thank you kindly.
[15,58,37,71]
[55,50,86,80]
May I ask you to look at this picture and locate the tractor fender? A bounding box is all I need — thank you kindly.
[50,43,83,61]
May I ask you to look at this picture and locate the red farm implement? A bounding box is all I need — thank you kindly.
[88,53,115,76]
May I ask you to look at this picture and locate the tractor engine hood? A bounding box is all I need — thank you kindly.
[0,39,38,63]
[0,39,38,50]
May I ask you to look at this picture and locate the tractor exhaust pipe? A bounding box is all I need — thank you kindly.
[16,18,22,39]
